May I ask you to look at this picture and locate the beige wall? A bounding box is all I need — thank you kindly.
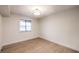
[2,15,39,46]
[0,14,2,50]
[39,7,79,51]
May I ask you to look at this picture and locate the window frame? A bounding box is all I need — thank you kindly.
[19,19,32,32]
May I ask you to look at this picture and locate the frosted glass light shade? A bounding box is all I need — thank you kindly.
[33,9,40,15]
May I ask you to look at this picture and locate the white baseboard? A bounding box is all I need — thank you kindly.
[3,37,39,47]
[40,36,79,52]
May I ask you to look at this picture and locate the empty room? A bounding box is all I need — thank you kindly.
[0,5,79,53]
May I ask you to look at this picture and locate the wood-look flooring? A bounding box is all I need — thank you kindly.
[1,38,78,53]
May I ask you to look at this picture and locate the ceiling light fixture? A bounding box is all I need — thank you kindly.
[33,8,41,16]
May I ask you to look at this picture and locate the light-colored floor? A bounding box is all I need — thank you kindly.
[1,38,78,53]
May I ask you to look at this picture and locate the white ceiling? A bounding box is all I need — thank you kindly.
[0,5,78,19]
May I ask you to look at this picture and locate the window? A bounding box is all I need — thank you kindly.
[20,20,31,32]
